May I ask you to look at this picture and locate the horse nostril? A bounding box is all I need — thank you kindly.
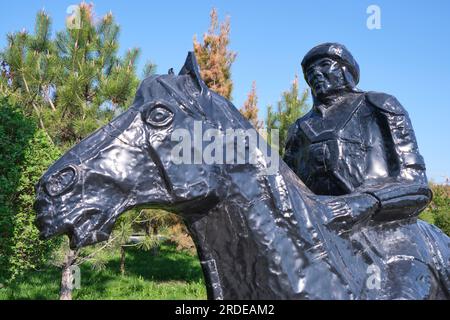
[44,165,79,197]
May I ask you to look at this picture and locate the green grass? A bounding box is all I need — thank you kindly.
[0,243,206,300]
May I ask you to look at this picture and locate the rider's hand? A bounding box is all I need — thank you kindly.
[325,193,380,231]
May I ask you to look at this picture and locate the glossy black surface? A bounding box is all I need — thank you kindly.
[286,43,432,223]
[34,50,450,299]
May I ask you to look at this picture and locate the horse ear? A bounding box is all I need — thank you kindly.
[179,52,209,94]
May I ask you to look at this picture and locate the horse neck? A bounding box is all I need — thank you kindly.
[184,161,327,299]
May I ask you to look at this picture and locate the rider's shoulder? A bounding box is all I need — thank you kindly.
[365,91,406,115]
[295,108,314,124]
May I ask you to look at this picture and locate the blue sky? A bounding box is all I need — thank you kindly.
[1,0,449,182]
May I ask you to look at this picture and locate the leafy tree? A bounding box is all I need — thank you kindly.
[240,81,263,131]
[0,98,61,283]
[266,75,310,156]
[193,8,236,100]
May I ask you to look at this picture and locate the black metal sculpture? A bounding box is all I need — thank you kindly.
[34,51,450,299]
[284,43,431,226]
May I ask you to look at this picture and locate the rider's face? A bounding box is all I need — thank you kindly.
[305,58,346,98]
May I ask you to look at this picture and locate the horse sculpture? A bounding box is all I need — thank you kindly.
[34,52,450,299]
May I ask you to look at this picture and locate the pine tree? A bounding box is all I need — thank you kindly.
[52,4,140,144]
[0,10,58,143]
[193,8,236,100]
[142,60,157,78]
[266,75,310,156]
[0,4,141,147]
[240,81,263,131]
[0,3,143,299]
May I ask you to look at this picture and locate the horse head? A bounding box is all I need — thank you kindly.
[34,52,265,249]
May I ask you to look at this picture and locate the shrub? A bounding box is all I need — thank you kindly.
[420,183,450,236]
[430,183,450,236]
[0,98,61,283]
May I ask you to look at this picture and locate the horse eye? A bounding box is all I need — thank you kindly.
[144,105,174,127]
[45,167,77,197]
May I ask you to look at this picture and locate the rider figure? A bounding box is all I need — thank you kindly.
[284,43,432,228]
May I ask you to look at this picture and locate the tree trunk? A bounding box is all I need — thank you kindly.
[60,248,76,300]
[145,221,151,236]
[120,246,126,275]
[151,223,159,256]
